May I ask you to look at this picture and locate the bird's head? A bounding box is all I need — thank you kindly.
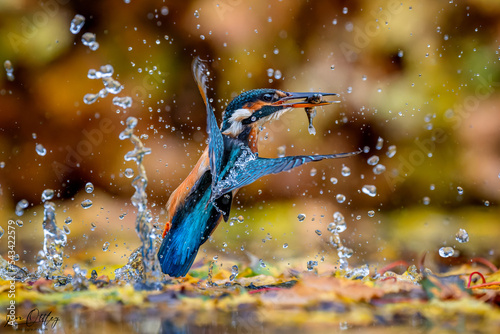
[220,89,336,138]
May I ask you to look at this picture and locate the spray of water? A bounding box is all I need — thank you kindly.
[114,117,163,287]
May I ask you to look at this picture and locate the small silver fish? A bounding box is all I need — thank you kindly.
[305,94,322,135]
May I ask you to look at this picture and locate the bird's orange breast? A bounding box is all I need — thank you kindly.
[162,147,210,237]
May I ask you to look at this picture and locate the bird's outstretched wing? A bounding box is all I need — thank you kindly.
[211,150,361,200]
[192,57,224,184]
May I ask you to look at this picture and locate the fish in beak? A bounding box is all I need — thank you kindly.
[273,92,339,135]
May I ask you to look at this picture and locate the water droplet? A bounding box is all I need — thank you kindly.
[367,155,379,166]
[484,200,490,207]
[103,242,110,251]
[274,70,282,80]
[277,145,286,158]
[455,228,469,243]
[457,186,464,195]
[16,220,23,227]
[310,168,317,177]
[100,64,114,77]
[70,14,85,34]
[4,60,14,74]
[422,196,430,205]
[283,243,288,249]
[83,93,99,105]
[332,19,337,25]
[0,226,4,239]
[330,65,335,70]
[4,60,14,81]
[336,194,346,203]
[81,32,96,45]
[126,116,138,129]
[297,213,306,222]
[124,168,135,178]
[194,9,200,18]
[339,247,353,258]
[273,48,279,55]
[368,210,375,217]
[341,166,351,177]
[342,7,348,14]
[361,185,377,197]
[0,162,5,168]
[64,217,72,224]
[112,96,133,109]
[373,164,386,175]
[229,265,239,281]
[85,182,94,193]
[315,229,322,236]
[36,143,47,156]
[42,189,54,202]
[376,137,384,150]
[347,86,353,93]
[98,88,108,98]
[90,222,97,231]
[103,77,123,94]
[200,35,205,40]
[88,69,100,79]
[15,199,29,216]
[259,259,266,268]
[81,199,93,209]
[398,50,404,57]
[439,246,454,258]
[307,260,318,271]
[333,211,345,224]
[330,177,338,184]
[63,225,70,234]
[386,145,397,158]
[267,68,274,77]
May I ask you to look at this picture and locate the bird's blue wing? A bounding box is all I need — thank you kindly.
[212,150,361,199]
[192,57,224,182]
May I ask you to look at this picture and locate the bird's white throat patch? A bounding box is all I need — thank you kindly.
[222,107,292,137]
[222,108,252,136]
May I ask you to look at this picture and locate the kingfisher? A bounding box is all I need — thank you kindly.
[158,58,359,277]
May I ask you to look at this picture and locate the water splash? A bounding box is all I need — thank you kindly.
[37,200,68,278]
[115,117,162,287]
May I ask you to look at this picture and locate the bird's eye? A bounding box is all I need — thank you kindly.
[262,93,273,102]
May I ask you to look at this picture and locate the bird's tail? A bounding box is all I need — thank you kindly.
[157,228,201,277]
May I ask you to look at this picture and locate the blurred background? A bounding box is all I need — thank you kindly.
[0,0,499,275]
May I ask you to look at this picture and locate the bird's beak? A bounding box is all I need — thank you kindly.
[272,92,338,108]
